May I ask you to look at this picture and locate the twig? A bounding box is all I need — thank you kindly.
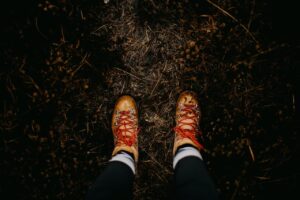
[60,25,65,43]
[150,62,167,96]
[70,53,89,77]
[230,180,240,200]
[206,0,258,44]
[6,75,17,102]
[255,176,271,181]
[86,122,89,133]
[149,0,159,9]
[114,67,142,80]
[247,0,256,29]
[231,45,284,70]
[258,174,300,184]
[292,94,296,112]
[247,139,255,161]
[92,25,108,35]
[120,80,126,94]
[34,18,48,40]
[19,61,43,95]
[80,10,85,20]
[84,60,103,76]
[251,44,285,58]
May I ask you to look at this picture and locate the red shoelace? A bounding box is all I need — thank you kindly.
[115,110,139,146]
[174,104,203,149]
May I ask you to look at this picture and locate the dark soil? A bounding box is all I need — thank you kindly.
[1,0,299,200]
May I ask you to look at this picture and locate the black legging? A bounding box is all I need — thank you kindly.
[86,156,218,200]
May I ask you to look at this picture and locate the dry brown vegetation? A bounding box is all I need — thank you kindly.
[1,0,299,199]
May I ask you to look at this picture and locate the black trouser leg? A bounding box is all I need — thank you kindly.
[86,161,134,200]
[174,156,218,200]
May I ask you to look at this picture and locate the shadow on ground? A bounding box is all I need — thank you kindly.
[0,0,299,199]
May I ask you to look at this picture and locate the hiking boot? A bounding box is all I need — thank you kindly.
[173,91,203,155]
[112,95,139,162]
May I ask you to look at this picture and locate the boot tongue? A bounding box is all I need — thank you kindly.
[180,111,196,130]
[181,121,194,130]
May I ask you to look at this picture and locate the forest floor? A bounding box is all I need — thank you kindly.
[1,0,299,199]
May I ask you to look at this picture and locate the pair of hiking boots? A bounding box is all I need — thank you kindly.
[111,91,203,162]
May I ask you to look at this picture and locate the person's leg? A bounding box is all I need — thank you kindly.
[173,146,218,200]
[87,95,140,200]
[172,91,218,200]
[86,152,135,200]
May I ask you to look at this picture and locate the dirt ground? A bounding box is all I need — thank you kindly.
[1,0,299,199]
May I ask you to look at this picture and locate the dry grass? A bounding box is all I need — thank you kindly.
[0,0,298,200]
